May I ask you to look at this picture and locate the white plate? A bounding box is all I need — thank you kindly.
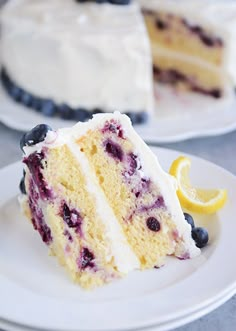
[146,286,236,331]
[0,84,236,143]
[0,286,235,331]
[0,147,236,331]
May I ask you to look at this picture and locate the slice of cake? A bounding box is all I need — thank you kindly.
[19,112,200,289]
[0,0,153,124]
[140,0,236,98]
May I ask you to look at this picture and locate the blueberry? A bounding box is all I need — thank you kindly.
[153,196,165,208]
[1,68,8,83]
[80,248,95,269]
[210,89,222,99]
[191,227,209,248]
[126,112,148,125]
[31,97,43,112]
[189,25,203,34]
[184,213,195,229]
[127,153,137,176]
[1,69,12,89]
[20,124,52,150]
[156,19,168,30]
[41,99,57,117]
[21,91,33,107]
[146,217,161,232]
[125,112,138,124]
[92,108,103,114]
[105,140,123,161]
[9,86,22,101]
[58,103,73,120]
[200,34,214,47]
[62,203,82,229]
[135,112,148,124]
[19,176,26,194]
[109,0,131,4]
[20,133,27,152]
[74,108,90,122]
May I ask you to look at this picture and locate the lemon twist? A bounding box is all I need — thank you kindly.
[169,156,227,214]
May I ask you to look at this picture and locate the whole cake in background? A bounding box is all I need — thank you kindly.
[140,0,236,99]
[1,0,236,124]
[19,112,200,289]
[0,0,153,124]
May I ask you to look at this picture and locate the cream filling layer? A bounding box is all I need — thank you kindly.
[67,140,140,274]
[151,44,227,77]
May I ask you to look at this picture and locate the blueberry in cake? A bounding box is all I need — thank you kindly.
[0,0,153,124]
[19,112,200,289]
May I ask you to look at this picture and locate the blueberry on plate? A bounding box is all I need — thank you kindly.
[191,227,209,248]
[20,124,53,150]
[184,212,195,229]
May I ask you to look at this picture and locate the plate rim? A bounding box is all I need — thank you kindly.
[1,285,235,331]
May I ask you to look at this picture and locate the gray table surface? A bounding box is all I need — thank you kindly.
[0,121,236,331]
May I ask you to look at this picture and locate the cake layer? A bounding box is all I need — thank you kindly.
[1,0,153,114]
[22,141,139,289]
[143,9,224,66]
[152,46,225,97]
[74,113,200,265]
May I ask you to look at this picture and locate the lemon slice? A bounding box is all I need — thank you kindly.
[169,156,227,214]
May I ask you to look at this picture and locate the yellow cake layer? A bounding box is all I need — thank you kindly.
[152,47,224,92]
[24,145,121,289]
[78,131,178,269]
[144,11,224,66]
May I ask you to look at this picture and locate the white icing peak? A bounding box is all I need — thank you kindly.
[24,112,200,266]
[1,0,154,112]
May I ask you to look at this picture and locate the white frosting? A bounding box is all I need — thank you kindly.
[139,0,236,86]
[24,112,200,261]
[1,0,153,113]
